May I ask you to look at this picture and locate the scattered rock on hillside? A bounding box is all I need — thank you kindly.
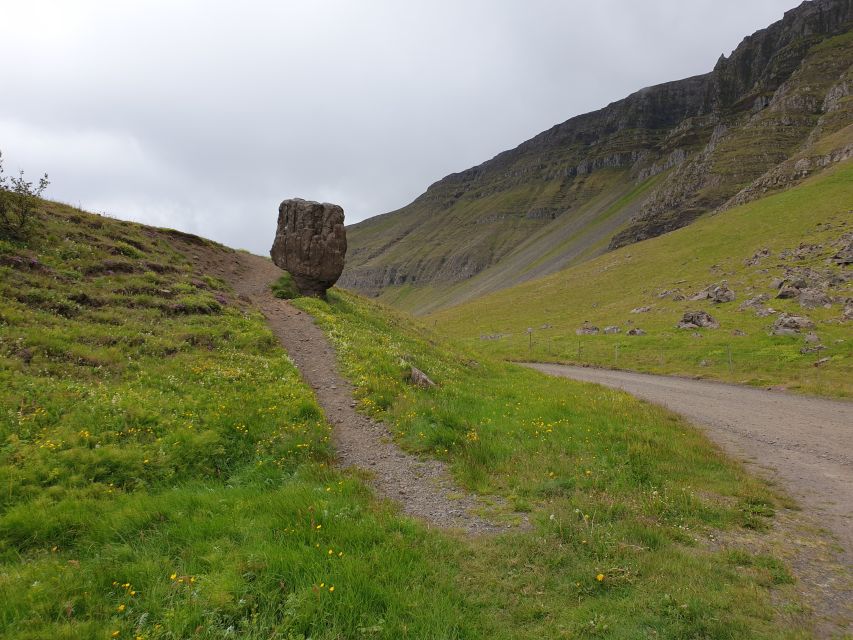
[798,288,831,308]
[626,328,645,336]
[678,310,719,329]
[771,313,815,336]
[792,243,822,260]
[842,304,853,322]
[630,306,652,314]
[745,248,770,266]
[657,289,683,300]
[755,306,777,317]
[738,294,768,310]
[710,283,735,303]
[732,329,746,336]
[804,332,820,344]
[689,289,710,301]
[407,366,435,389]
[770,277,785,290]
[776,285,800,299]
[604,325,621,334]
[831,235,852,265]
[270,198,347,298]
[801,344,826,354]
[576,323,600,335]
[814,357,830,367]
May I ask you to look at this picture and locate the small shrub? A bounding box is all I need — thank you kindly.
[271,272,299,299]
[0,150,50,237]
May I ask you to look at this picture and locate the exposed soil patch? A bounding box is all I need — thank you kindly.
[171,238,518,534]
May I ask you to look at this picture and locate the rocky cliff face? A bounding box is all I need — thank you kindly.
[341,0,853,313]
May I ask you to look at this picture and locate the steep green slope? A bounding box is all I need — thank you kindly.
[341,0,853,314]
[431,160,853,397]
[0,201,834,637]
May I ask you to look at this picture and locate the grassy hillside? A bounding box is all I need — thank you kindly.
[0,202,833,637]
[431,160,853,397]
[0,206,481,639]
[341,9,853,314]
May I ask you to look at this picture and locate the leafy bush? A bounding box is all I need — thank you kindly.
[271,271,300,299]
[0,150,50,237]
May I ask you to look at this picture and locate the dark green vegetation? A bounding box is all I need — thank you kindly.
[0,150,50,237]
[0,202,824,637]
[341,2,853,314]
[433,160,853,397]
[271,271,299,299]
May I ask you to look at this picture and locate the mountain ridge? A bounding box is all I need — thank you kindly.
[340,0,853,314]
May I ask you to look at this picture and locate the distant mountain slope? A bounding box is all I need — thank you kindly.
[430,159,853,398]
[340,0,853,314]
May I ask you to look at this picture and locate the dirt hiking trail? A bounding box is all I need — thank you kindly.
[176,239,517,534]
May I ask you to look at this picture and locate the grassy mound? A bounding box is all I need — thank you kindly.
[430,160,853,397]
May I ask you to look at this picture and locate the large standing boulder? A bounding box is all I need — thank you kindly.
[270,199,347,298]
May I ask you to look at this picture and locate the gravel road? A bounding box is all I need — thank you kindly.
[523,363,853,562]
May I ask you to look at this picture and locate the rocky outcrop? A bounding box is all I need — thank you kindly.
[772,313,816,335]
[678,310,719,329]
[341,0,853,310]
[270,199,347,298]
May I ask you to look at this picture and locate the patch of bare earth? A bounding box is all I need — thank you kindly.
[168,236,522,535]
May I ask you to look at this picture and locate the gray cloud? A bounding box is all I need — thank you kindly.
[0,0,798,252]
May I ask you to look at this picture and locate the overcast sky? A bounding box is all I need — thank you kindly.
[0,0,799,253]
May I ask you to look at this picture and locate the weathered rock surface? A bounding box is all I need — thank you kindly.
[576,323,600,335]
[710,283,735,303]
[832,235,853,265]
[408,366,436,389]
[739,293,769,310]
[798,288,831,308]
[678,310,719,329]
[339,0,853,315]
[270,199,347,298]
[604,325,621,334]
[626,328,646,336]
[772,313,815,335]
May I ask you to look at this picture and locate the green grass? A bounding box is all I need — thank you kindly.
[0,201,824,637]
[294,290,816,638]
[431,160,853,397]
[0,205,479,639]
[271,271,299,299]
